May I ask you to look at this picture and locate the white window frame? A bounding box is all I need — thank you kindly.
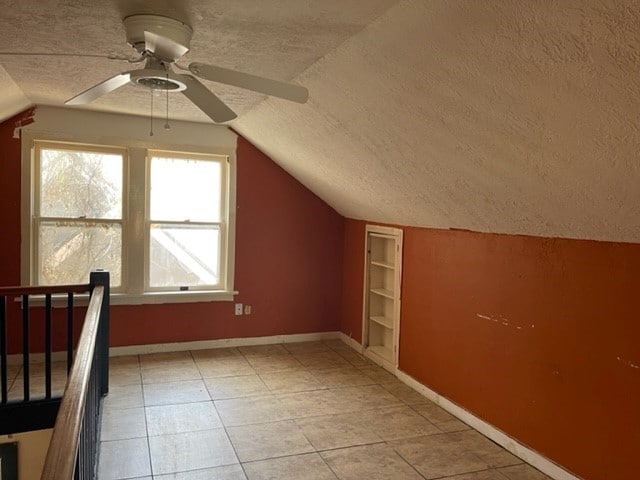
[21,135,237,305]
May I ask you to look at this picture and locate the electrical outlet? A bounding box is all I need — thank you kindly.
[235,303,243,315]
[244,305,252,315]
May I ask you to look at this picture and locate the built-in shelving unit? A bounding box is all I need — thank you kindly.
[362,225,403,371]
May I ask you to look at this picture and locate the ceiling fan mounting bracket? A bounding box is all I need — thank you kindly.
[123,14,193,60]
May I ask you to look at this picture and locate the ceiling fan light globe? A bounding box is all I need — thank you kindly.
[129,69,187,92]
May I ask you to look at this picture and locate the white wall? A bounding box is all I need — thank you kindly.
[0,429,52,480]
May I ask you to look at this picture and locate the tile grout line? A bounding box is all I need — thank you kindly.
[139,354,154,479]
[194,347,253,479]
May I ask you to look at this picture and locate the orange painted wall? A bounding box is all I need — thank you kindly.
[342,218,640,480]
[0,112,344,350]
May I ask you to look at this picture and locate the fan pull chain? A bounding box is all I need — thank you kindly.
[149,88,154,136]
[164,74,171,130]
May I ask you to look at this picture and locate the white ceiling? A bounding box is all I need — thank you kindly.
[1,0,639,243]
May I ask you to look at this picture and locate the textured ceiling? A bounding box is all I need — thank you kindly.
[1,0,639,242]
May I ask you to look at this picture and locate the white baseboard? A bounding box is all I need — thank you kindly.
[5,331,342,364]
[338,332,364,353]
[337,333,580,480]
[109,331,341,356]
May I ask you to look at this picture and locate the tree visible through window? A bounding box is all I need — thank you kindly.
[36,145,123,286]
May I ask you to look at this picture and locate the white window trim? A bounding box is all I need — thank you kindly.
[21,130,237,305]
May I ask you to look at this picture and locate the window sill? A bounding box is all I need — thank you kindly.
[16,290,238,307]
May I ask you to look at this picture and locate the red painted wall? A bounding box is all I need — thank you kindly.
[341,218,640,480]
[0,112,344,350]
[109,136,344,346]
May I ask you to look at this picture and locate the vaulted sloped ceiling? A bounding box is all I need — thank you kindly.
[1,0,638,242]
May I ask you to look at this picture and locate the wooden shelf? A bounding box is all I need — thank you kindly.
[364,226,402,372]
[370,315,393,329]
[370,287,394,299]
[370,260,394,270]
[367,344,393,362]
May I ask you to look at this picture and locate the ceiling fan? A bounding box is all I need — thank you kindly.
[64,14,309,123]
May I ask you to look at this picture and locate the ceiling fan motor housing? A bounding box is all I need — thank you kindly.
[123,14,193,60]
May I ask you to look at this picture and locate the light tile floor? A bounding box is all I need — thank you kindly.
[98,340,551,480]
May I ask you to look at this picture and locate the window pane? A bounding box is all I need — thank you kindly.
[38,222,122,286]
[150,156,222,222]
[39,147,123,219]
[149,224,220,288]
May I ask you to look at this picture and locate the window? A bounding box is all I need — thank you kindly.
[147,152,227,291]
[27,141,235,302]
[34,143,124,287]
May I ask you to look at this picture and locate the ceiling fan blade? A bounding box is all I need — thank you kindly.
[188,63,309,104]
[144,31,189,62]
[65,72,131,105]
[177,74,237,123]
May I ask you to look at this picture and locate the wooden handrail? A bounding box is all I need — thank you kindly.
[0,284,90,296]
[40,286,103,480]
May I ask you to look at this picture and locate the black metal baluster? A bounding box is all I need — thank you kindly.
[22,294,30,401]
[45,293,52,398]
[67,292,74,373]
[74,455,80,480]
[0,296,7,404]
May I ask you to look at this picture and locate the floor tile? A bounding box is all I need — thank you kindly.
[335,349,371,367]
[390,433,489,479]
[357,365,397,383]
[282,341,331,354]
[245,354,303,374]
[330,384,402,410]
[312,367,376,388]
[447,471,509,480]
[449,430,522,468]
[101,406,147,441]
[103,384,144,410]
[98,342,544,480]
[8,373,67,401]
[215,394,291,426]
[109,366,142,387]
[276,390,343,418]
[146,401,222,436]
[322,339,351,351]
[498,464,551,479]
[321,443,424,480]
[380,381,427,404]
[293,351,350,369]
[110,355,140,368]
[296,413,383,450]
[259,369,325,393]
[227,420,314,462]
[142,362,202,384]
[243,453,337,480]
[148,428,238,475]
[98,437,151,480]
[204,375,269,400]
[143,380,210,406]
[191,348,243,360]
[353,405,441,441]
[239,344,288,357]
[412,401,471,432]
[154,465,247,479]
[139,351,194,367]
[196,357,256,378]
[24,361,67,377]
